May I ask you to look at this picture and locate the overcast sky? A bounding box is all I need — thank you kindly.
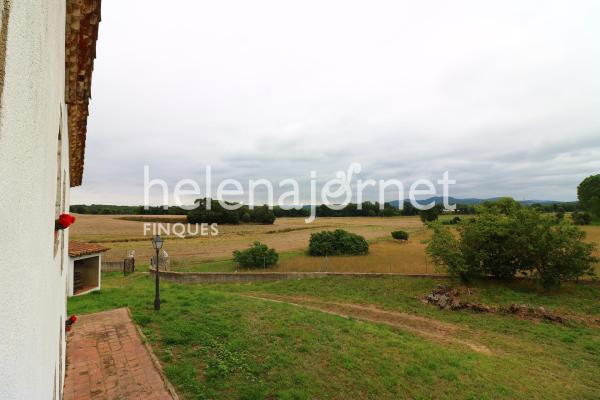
[71,0,600,206]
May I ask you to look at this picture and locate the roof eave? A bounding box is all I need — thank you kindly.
[65,0,101,187]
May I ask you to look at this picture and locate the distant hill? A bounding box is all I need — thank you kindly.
[388,197,572,208]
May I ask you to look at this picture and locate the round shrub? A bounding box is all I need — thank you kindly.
[419,207,440,222]
[391,230,409,241]
[250,206,276,224]
[572,211,592,225]
[308,229,369,256]
[233,241,279,268]
[240,212,251,223]
[442,216,462,225]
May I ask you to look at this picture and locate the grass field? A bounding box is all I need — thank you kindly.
[71,214,600,275]
[69,272,600,400]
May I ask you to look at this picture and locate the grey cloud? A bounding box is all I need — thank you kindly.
[72,0,600,205]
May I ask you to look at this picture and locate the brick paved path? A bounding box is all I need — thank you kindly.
[63,308,177,400]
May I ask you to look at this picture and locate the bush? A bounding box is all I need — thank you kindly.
[426,199,597,289]
[533,223,596,288]
[309,229,369,256]
[250,205,276,224]
[477,197,522,215]
[241,212,251,223]
[188,199,240,225]
[419,206,440,222]
[426,223,468,281]
[459,212,519,279]
[572,211,592,225]
[232,241,278,269]
[391,230,409,241]
[442,216,461,225]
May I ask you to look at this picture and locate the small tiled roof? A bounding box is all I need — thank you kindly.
[69,241,110,257]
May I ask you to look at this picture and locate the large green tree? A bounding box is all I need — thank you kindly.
[426,198,597,289]
[577,174,600,218]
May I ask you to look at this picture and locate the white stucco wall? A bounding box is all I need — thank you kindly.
[0,0,70,399]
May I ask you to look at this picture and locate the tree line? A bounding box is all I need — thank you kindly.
[70,204,188,215]
[71,200,579,220]
[70,171,598,228]
[273,201,476,218]
[187,199,275,225]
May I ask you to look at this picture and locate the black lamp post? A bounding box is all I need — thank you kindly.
[151,234,163,311]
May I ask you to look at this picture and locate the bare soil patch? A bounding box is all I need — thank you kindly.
[243,292,492,354]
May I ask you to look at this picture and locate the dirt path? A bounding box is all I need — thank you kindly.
[242,293,492,355]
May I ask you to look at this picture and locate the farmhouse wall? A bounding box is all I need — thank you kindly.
[0,0,70,398]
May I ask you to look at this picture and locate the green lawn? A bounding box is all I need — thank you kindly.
[69,273,600,400]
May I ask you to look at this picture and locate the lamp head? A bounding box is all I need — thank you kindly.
[151,234,163,250]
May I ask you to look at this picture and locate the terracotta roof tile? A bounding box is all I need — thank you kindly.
[66,0,102,187]
[69,241,110,257]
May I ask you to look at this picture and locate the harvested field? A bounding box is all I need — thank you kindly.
[70,214,600,275]
[70,214,425,261]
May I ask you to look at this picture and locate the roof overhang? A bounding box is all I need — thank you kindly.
[65,0,101,187]
[69,241,110,258]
